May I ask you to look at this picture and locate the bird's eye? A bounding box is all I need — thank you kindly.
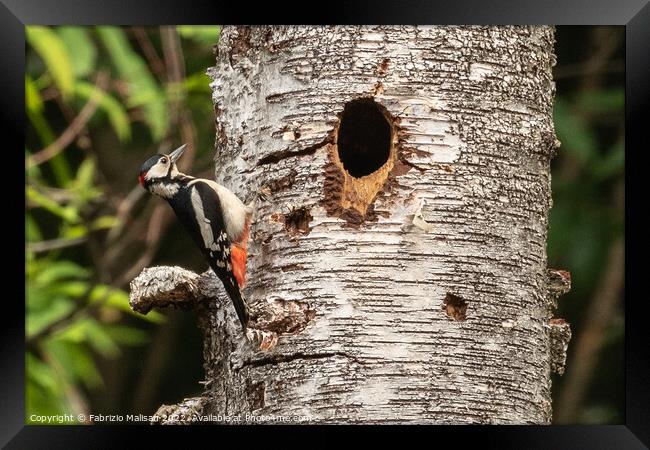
[161,157,168,164]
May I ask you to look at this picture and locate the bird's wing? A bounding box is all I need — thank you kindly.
[190,180,249,328]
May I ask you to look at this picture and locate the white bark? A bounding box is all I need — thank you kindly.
[132,25,571,424]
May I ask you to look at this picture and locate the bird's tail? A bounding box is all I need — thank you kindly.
[219,271,249,330]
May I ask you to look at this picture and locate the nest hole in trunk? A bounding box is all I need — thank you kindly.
[323,97,397,225]
[337,98,392,177]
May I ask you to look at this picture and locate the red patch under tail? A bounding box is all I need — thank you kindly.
[231,220,250,289]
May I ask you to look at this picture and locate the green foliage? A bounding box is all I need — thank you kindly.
[75,82,131,141]
[57,27,97,78]
[26,352,73,419]
[25,25,216,422]
[96,27,168,140]
[177,26,221,45]
[25,76,43,113]
[26,26,75,100]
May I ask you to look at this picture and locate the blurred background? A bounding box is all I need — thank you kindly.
[24,26,624,424]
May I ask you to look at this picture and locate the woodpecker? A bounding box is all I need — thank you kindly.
[138,144,251,330]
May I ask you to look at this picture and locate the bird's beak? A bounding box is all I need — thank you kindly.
[169,144,187,164]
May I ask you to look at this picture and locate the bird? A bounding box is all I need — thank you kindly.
[138,144,252,331]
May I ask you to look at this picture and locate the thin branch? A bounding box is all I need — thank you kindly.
[27,72,110,167]
[131,27,167,81]
[40,347,90,419]
[54,95,92,150]
[160,25,197,172]
[160,26,185,83]
[26,236,87,253]
[113,203,173,287]
[106,185,146,245]
[39,85,60,101]
[26,184,76,204]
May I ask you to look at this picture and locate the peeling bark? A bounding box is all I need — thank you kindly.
[139,26,569,424]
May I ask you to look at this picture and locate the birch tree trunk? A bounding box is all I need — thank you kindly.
[133,25,572,424]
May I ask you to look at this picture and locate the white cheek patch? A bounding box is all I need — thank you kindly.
[145,161,170,180]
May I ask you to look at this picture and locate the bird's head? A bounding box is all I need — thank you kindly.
[138,144,186,193]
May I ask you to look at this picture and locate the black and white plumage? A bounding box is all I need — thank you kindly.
[138,145,252,330]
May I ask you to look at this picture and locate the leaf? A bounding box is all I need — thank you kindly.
[39,280,89,300]
[25,284,47,311]
[90,285,165,323]
[26,185,80,223]
[25,75,44,113]
[26,109,55,144]
[96,26,167,140]
[84,320,121,358]
[177,25,221,45]
[25,148,42,180]
[55,317,120,358]
[61,216,117,239]
[26,380,72,421]
[26,26,75,100]
[45,338,104,389]
[25,214,42,242]
[126,89,166,108]
[91,215,119,230]
[26,352,72,419]
[61,224,89,239]
[26,296,75,338]
[75,81,131,142]
[57,27,97,78]
[73,156,96,191]
[27,352,59,394]
[26,109,74,187]
[184,72,212,94]
[66,157,103,206]
[130,308,166,324]
[32,260,90,286]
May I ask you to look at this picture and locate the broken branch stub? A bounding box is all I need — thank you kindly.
[549,319,572,376]
[129,265,315,344]
[548,269,572,298]
[546,268,573,375]
[129,266,203,314]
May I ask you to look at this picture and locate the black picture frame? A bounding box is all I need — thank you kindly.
[7,0,647,447]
